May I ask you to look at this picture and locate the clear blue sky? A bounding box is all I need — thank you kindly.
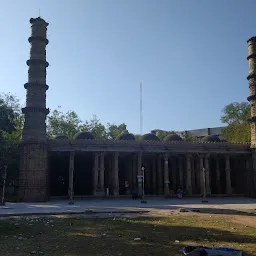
[0,0,255,134]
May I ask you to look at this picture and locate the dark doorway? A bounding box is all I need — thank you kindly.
[74,153,94,195]
[49,152,69,197]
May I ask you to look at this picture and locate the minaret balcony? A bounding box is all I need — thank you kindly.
[247,94,256,101]
[22,107,49,115]
[24,82,49,90]
[247,73,256,80]
[28,36,48,45]
[26,59,49,67]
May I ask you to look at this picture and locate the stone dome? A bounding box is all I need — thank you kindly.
[74,131,95,140]
[141,133,160,141]
[201,135,221,142]
[116,132,135,141]
[163,134,183,142]
[54,135,69,140]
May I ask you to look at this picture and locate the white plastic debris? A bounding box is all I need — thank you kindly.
[134,238,141,241]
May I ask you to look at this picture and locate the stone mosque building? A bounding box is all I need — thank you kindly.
[18,17,256,202]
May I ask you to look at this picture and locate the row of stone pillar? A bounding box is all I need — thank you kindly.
[186,154,232,196]
[67,152,238,199]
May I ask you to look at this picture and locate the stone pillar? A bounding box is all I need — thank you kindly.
[129,158,133,189]
[199,155,204,195]
[157,154,163,194]
[68,152,75,200]
[178,156,183,188]
[216,156,221,194]
[93,152,99,195]
[145,160,151,194]
[137,152,143,197]
[245,157,251,195]
[113,152,119,196]
[204,155,211,195]
[164,153,170,196]
[186,154,192,195]
[99,152,105,194]
[225,155,232,195]
[171,157,177,192]
[132,154,137,189]
[152,156,157,195]
[191,157,195,193]
[107,156,112,192]
[251,152,256,197]
[195,156,201,193]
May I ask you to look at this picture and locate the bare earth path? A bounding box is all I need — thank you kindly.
[0,197,256,217]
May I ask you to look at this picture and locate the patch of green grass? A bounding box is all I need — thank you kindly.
[0,215,255,256]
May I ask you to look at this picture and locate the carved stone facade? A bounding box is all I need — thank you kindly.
[18,18,256,202]
[19,143,48,201]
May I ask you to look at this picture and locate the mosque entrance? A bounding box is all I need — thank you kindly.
[74,153,94,196]
[49,152,69,197]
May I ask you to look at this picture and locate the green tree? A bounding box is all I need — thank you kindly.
[47,108,129,140]
[220,102,251,142]
[183,132,197,142]
[84,115,107,140]
[0,93,22,203]
[47,107,82,139]
[222,123,251,143]
[220,102,250,125]
[134,134,142,140]
[106,123,128,140]
[154,131,177,140]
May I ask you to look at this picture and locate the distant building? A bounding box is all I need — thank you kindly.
[151,127,225,140]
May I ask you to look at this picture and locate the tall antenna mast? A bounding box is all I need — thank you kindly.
[140,82,143,135]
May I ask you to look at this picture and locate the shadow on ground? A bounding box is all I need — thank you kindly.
[0,215,255,256]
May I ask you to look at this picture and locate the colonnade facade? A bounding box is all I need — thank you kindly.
[60,151,250,199]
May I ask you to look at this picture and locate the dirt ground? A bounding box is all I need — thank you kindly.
[0,208,255,256]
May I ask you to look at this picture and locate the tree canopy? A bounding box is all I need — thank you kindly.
[47,107,129,140]
[0,93,22,190]
[221,102,251,143]
[220,102,250,125]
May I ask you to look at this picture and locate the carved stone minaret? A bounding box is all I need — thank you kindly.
[18,17,50,202]
[247,37,256,196]
[247,37,256,148]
